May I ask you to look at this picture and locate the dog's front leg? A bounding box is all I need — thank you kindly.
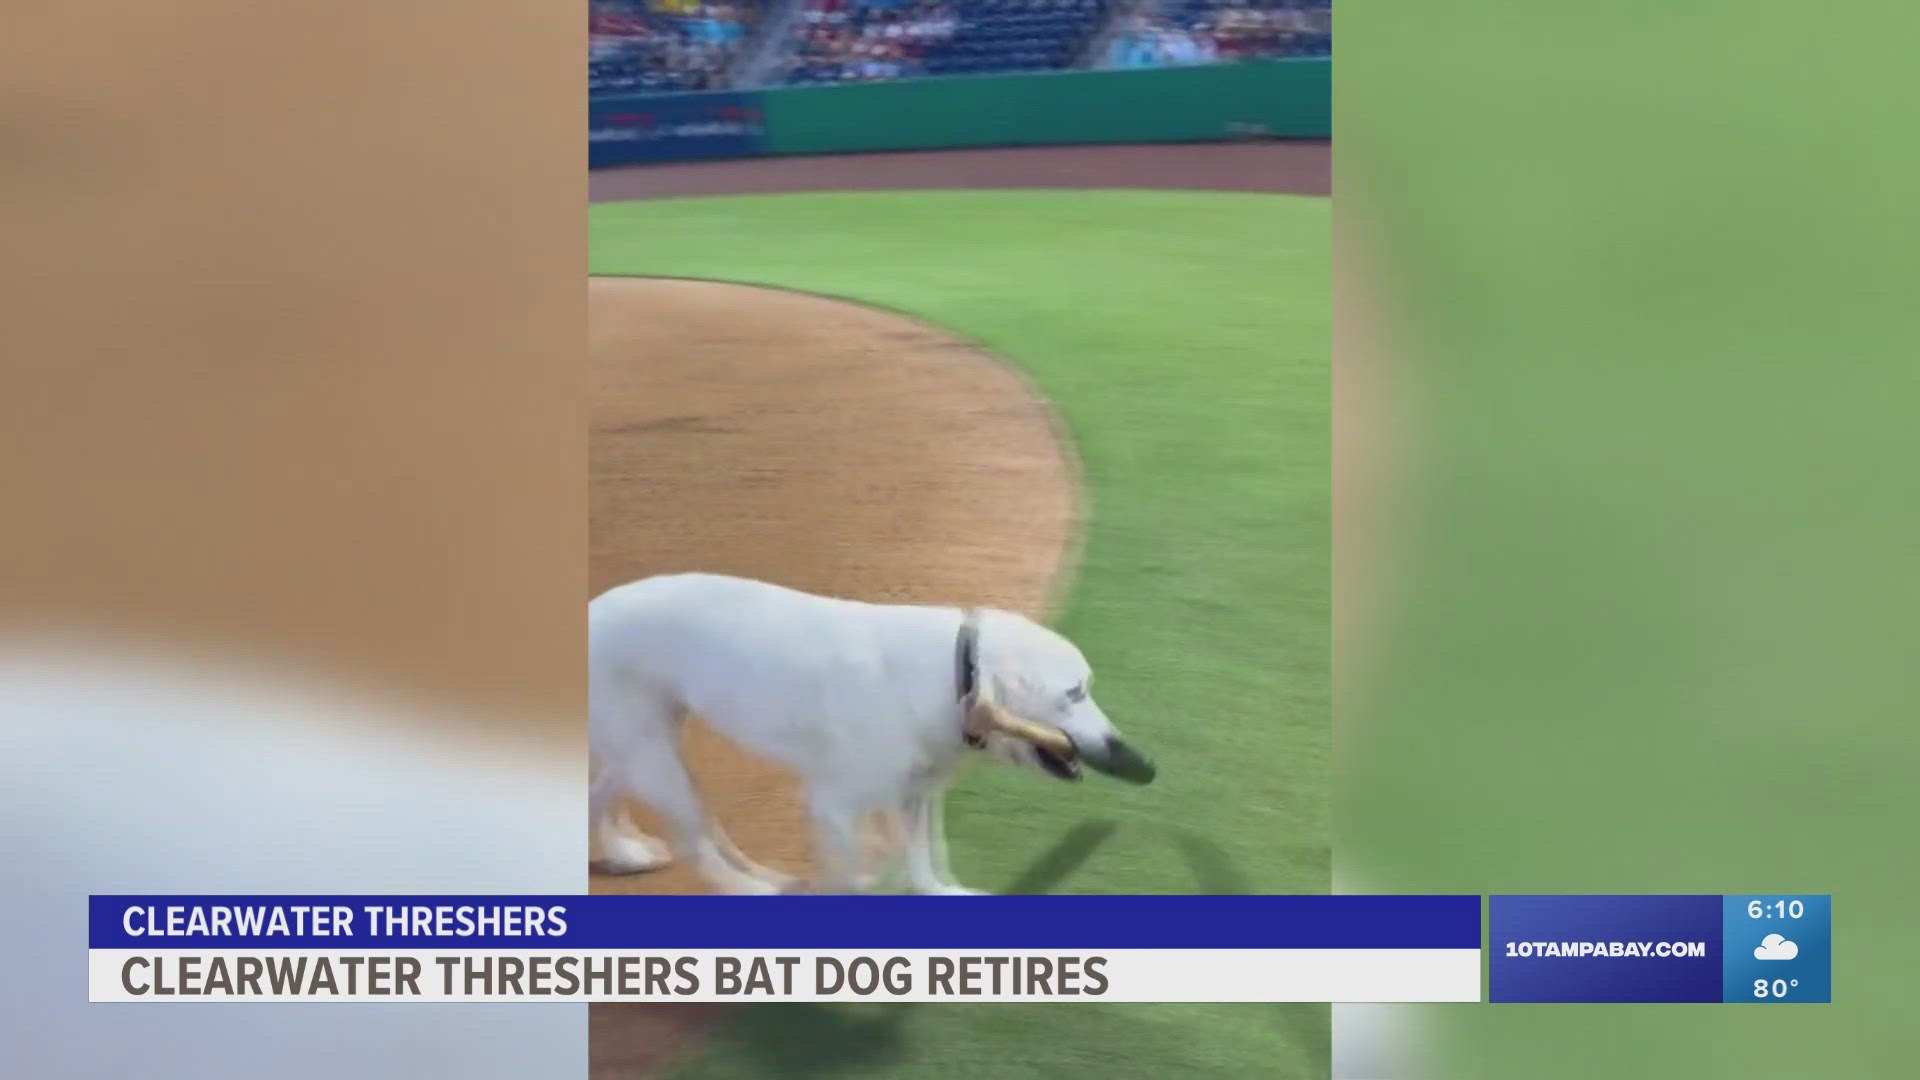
[806,795,869,895]
[902,788,985,896]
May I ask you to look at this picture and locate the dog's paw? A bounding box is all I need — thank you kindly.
[777,878,888,895]
[917,884,989,897]
[592,833,672,875]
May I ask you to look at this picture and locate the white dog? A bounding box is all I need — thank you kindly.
[588,573,1155,895]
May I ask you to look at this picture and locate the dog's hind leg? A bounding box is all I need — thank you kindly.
[591,683,772,894]
[609,726,778,896]
[589,797,672,875]
[589,756,672,874]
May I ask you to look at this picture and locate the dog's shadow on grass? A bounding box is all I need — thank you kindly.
[1169,828,1331,1079]
[1001,819,1120,894]
[697,822,1123,1077]
[704,999,917,1079]
[700,826,1325,1079]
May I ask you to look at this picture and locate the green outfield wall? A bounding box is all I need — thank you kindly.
[762,59,1329,155]
[589,59,1329,167]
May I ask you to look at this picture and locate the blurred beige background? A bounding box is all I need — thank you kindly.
[1,4,586,1078]
[2,1,581,726]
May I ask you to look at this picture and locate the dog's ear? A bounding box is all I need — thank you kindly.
[965,697,1074,757]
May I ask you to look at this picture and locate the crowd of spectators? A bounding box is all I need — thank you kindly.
[589,0,1327,95]
[775,0,1106,85]
[1104,0,1329,69]
[589,1,765,94]
[775,1,960,85]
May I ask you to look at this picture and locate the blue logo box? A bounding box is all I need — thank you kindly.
[1490,895,1722,1002]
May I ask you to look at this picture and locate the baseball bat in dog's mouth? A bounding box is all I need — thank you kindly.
[969,702,1157,785]
[969,700,1074,757]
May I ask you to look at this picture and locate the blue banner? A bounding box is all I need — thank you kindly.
[589,90,768,167]
[93,895,1480,951]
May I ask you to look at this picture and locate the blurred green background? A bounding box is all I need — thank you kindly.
[591,191,1331,1078]
[1340,7,1915,1076]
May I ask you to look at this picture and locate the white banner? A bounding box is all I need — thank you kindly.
[91,948,1481,1003]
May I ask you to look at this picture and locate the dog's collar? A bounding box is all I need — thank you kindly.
[956,610,986,749]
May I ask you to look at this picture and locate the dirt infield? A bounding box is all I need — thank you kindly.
[587,142,1327,1078]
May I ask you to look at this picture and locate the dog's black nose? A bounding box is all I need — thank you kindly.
[1080,735,1157,785]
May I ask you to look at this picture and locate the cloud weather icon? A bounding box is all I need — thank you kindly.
[1754,934,1799,961]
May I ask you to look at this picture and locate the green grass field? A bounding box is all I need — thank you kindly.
[1341,11,1913,1074]
[589,191,1331,1078]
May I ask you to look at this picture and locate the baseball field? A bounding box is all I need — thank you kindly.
[587,144,1330,1078]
